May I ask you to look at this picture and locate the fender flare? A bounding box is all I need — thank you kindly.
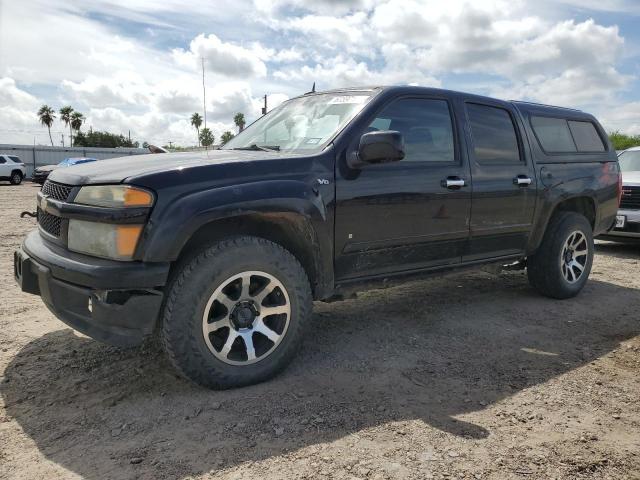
[526,191,597,254]
[140,180,333,296]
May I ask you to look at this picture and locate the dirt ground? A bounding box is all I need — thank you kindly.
[0,182,639,480]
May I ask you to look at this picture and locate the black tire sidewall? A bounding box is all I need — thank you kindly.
[528,212,594,299]
[162,236,311,388]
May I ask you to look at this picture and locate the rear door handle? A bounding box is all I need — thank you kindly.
[513,175,532,186]
[441,177,466,190]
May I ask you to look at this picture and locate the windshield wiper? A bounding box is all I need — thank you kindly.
[232,144,280,152]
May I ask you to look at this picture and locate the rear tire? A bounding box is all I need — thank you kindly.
[161,236,312,389]
[10,171,22,185]
[527,212,594,299]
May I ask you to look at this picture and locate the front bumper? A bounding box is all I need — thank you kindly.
[14,230,170,346]
[32,172,50,184]
[600,208,640,239]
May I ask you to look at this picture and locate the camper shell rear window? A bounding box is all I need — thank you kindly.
[530,115,606,154]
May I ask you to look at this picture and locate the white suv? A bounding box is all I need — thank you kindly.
[0,155,26,185]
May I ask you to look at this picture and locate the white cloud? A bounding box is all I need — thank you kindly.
[0,78,40,111]
[61,73,152,109]
[552,0,640,14]
[172,34,268,78]
[493,67,631,107]
[597,102,640,135]
[0,78,45,144]
[283,12,372,53]
[274,55,441,89]
[253,0,382,16]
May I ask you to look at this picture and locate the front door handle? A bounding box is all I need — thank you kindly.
[441,177,466,190]
[513,175,532,186]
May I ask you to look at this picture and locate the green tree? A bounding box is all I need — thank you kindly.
[199,127,214,149]
[70,111,85,137]
[220,130,235,145]
[73,129,139,148]
[234,112,245,133]
[609,131,640,151]
[37,105,56,146]
[59,106,74,146]
[190,112,203,147]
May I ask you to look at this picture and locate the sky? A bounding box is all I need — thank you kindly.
[1,0,640,147]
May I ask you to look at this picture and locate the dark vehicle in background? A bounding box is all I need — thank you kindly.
[0,154,26,184]
[15,86,620,390]
[600,146,640,241]
[32,157,98,184]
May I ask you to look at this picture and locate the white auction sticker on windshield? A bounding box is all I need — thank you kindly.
[328,95,369,104]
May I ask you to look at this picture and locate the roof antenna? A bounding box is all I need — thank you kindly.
[305,82,316,95]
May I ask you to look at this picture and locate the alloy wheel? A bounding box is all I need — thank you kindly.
[202,271,291,365]
[560,230,589,284]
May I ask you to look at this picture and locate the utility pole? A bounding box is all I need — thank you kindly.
[202,57,207,130]
[261,94,268,115]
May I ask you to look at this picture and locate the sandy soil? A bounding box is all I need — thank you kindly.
[0,182,639,480]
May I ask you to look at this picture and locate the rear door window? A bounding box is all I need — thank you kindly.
[466,103,522,164]
[568,121,605,152]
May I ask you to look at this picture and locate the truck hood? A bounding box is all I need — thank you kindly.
[622,170,640,186]
[48,150,283,185]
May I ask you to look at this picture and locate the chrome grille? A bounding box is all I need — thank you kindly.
[620,186,640,210]
[41,180,73,202]
[37,208,62,237]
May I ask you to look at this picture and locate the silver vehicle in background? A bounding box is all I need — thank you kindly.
[602,146,640,240]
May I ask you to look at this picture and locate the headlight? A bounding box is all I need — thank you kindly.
[68,220,143,261]
[74,185,154,208]
[69,185,153,260]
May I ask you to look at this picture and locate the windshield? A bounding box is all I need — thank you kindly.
[222,92,374,153]
[619,150,640,172]
[58,159,72,166]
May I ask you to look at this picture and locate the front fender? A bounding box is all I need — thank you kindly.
[142,180,328,261]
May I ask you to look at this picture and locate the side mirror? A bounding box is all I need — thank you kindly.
[348,130,405,168]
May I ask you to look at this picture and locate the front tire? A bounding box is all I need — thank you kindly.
[527,212,594,299]
[161,236,312,389]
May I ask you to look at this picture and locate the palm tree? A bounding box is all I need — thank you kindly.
[234,112,245,133]
[37,105,56,146]
[199,127,214,149]
[59,106,74,146]
[70,111,85,145]
[190,112,203,147]
[220,131,235,145]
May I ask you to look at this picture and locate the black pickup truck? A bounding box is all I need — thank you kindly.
[15,86,621,389]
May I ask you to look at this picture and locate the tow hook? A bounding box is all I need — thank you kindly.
[20,211,37,218]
